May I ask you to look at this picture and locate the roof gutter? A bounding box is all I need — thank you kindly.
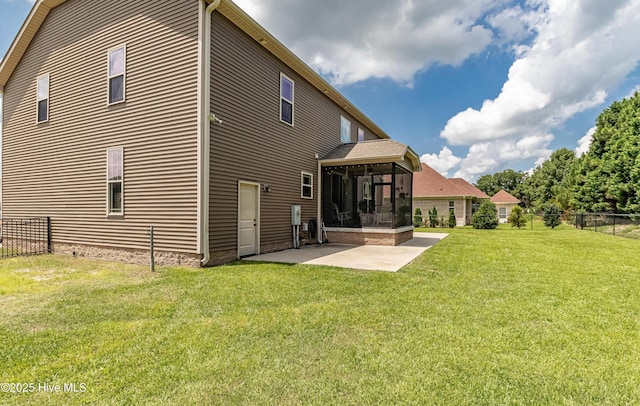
[197,0,221,266]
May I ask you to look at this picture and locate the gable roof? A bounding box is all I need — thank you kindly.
[413,163,490,198]
[0,0,391,143]
[413,163,466,197]
[320,139,421,172]
[490,189,521,204]
[449,178,490,199]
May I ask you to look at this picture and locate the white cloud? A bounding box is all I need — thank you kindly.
[441,0,640,180]
[451,134,553,181]
[233,0,500,86]
[576,126,596,157]
[419,147,461,177]
[232,0,640,180]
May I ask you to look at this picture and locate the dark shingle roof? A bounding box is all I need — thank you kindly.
[320,139,421,171]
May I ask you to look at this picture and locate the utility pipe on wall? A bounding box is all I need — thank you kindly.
[197,0,221,266]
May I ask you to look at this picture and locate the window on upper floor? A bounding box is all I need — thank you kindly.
[108,46,126,105]
[357,127,364,142]
[301,172,313,199]
[107,147,124,215]
[36,74,49,123]
[280,73,294,125]
[341,116,351,143]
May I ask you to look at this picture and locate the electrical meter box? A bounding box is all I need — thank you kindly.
[291,205,301,225]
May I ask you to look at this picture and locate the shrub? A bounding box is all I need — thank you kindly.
[428,207,439,228]
[413,208,423,227]
[472,201,499,229]
[508,206,527,229]
[543,203,562,228]
[448,209,457,228]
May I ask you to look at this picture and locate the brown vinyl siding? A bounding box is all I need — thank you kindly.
[209,12,382,256]
[2,0,200,253]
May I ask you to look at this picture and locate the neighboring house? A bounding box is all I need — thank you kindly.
[491,189,521,223]
[0,0,421,267]
[413,163,489,226]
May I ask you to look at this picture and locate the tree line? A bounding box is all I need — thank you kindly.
[475,91,640,214]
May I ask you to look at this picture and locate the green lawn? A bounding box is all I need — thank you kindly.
[1,223,640,405]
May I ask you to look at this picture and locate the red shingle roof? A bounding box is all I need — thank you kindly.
[449,178,490,199]
[413,163,487,198]
[490,189,521,204]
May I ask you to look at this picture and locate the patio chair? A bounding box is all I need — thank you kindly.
[332,203,352,226]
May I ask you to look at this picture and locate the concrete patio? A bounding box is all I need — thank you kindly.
[243,232,449,272]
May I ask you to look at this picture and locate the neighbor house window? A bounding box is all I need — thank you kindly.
[301,172,313,199]
[280,73,294,125]
[107,148,124,214]
[36,74,49,123]
[499,207,507,219]
[357,127,365,142]
[449,201,455,210]
[108,46,126,104]
[341,116,351,143]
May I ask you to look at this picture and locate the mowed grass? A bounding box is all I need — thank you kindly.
[1,223,640,405]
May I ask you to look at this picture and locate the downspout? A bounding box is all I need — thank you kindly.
[197,0,221,266]
[317,157,322,244]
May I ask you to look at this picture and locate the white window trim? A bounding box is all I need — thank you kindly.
[341,115,351,143]
[357,127,364,142]
[301,171,313,199]
[499,206,507,219]
[36,74,49,124]
[280,72,294,126]
[107,45,127,106]
[106,147,124,216]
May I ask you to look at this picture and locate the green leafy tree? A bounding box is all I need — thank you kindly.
[573,92,640,213]
[522,148,576,211]
[413,208,423,227]
[428,207,439,228]
[448,209,457,228]
[543,203,562,228]
[475,169,526,198]
[508,205,527,229]
[472,201,499,229]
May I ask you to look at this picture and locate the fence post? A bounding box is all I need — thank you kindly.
[47,217,52,253]
[613,215,616,236]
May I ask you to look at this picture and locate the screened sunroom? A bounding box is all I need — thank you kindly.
[318,140,421,245]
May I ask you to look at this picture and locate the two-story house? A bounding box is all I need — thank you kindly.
[0,0,420,266]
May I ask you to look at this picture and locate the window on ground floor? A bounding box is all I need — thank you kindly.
[107,147,124,215]
[301,172,313,199]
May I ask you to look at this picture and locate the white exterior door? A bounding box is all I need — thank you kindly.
[238,182,259,257]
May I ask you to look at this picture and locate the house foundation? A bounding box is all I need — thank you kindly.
[325,226,414,246]
[52,242,202,268]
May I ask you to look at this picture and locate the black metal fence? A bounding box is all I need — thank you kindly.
[1,217,51,258]
[575,213,640,239]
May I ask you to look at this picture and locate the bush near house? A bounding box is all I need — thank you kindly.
[414,208,423,227]
[472,201,499,229]
[508,206,527,228]
[428,207,439,228]
[448,209,457,228]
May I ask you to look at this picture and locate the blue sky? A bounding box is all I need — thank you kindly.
[2,0,640,181]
